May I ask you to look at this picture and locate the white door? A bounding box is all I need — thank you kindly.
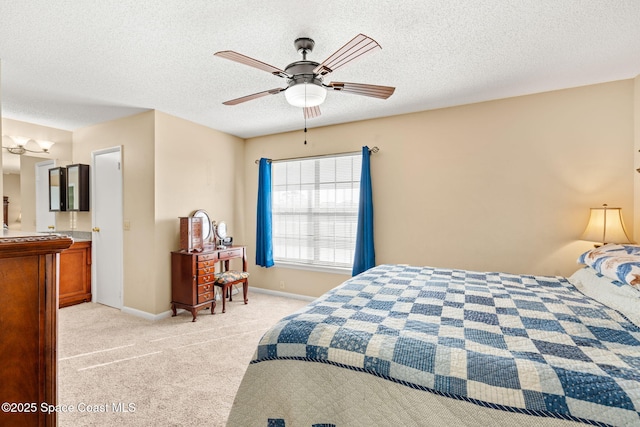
[35,160,56,232]
[92,147,123,309]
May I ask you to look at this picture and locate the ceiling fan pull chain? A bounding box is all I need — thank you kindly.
[304,83,308,145]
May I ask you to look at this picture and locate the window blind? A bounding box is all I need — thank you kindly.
[272,153,362,269]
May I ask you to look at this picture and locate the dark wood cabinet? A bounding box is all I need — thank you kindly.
[59,240,92,307]
[0,232,73,427]
[170,246,247,322]
[48,167,67,211]
[66,164,90,211]
[49,164,90,212]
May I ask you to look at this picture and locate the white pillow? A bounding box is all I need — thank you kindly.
[569,266,640,327]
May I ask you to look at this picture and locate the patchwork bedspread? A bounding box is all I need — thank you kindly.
[252,264,640,426]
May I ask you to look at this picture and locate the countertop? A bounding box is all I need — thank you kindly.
[0,230,74,255]
[56,230,92,242]
[1,230,91,242]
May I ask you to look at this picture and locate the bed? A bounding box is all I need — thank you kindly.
[227,244,640,426]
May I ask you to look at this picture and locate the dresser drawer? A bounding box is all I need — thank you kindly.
[197,273,215,285]
[218,248,243,260]
[198,291,214,304]
[198,283,214,294]
[198,265,216,275]
[198,259,216,269]
[197,253,218,262]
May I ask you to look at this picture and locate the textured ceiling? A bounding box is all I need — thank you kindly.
[1,0,640,143]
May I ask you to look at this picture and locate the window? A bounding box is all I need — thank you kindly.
[272,153,362,270]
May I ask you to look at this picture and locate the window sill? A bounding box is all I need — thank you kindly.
[274,261,352,276]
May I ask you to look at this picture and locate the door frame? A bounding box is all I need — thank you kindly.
[91,146,124,308]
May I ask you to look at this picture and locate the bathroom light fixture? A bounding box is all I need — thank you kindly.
[2,135,55,155]
[581,204,633,246]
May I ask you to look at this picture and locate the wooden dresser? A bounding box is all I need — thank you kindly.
[171,246,246,321]
[0,232,73,427]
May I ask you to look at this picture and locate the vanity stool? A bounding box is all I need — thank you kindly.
[213,270,249,313]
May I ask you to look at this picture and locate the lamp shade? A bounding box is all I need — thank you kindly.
[36,140,55,151]
[581,204,633,244]
[12,136,30,147]
[285,83,327,108]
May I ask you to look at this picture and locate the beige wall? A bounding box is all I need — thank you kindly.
[153,111,245,313]
[73,111,156,312]
[0,62,3,200]
[244,80,635,298]
[72,110,244,315]
[634,75,640,243]
[2,77,637,314]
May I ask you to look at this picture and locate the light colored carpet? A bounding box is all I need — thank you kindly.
[58,290,309,426]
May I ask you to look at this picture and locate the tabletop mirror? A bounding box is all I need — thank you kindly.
[216,221,228,249]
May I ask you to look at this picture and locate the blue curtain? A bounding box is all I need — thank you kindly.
[352,146,375,276]
[256,158,274,267]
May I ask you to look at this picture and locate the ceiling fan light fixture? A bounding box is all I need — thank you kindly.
[285,82,327,108]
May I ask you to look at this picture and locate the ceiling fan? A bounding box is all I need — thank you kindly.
[214,34,395,119]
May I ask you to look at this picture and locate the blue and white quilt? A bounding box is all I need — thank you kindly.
[252,264,640,426]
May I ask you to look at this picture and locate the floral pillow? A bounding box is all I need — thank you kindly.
[578,244,640,290]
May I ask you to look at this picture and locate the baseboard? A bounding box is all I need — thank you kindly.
[249,287,316,302]
[121,305,175,321]
[120,287,313,321]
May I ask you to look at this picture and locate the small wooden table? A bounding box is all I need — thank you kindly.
[170,246,247,321]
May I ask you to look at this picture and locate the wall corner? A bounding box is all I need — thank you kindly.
[634,74,640,243]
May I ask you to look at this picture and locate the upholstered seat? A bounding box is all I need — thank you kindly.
[213,270,249,313]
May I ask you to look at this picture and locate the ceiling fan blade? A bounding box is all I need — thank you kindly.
[303,106,321,119]
[313,34,381,76]
[222,88,286,105]
[327,82,395,99]
[214,51,288,78]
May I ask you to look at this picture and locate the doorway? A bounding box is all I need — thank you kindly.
[91,147,123,309]
[35,160,56,232]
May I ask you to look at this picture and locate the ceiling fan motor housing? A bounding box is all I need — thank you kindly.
[285,61,322,84]
[284,60,326,107]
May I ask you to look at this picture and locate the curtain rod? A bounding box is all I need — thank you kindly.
[254,146,379,164]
